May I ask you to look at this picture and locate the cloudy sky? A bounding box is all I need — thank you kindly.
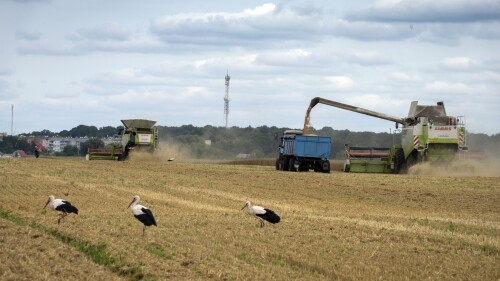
[1,0,499,135]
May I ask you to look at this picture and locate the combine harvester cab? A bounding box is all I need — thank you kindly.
[308,97,467,173]
[276,130,331,173]
[87,119,159,161]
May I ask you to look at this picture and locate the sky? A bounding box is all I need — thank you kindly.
[1,0,499,135]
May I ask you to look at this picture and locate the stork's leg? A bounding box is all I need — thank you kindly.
[260,219,264,228]
[58,213,67,225]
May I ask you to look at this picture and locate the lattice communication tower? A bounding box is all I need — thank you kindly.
[224,71,230,128]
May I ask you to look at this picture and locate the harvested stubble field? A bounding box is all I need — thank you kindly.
[0,157,499,281]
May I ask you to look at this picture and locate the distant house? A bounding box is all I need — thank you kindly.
[48,137,88,153]
[13,150,28,157]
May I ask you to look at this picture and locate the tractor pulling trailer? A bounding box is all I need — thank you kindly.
[308,97,468,173]
[276,130,331,173]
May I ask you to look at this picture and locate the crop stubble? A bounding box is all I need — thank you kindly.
[0,158,499,280]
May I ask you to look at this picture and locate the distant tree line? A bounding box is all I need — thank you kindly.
[0,136,35,155]
[1,124,499,159]
[30,125,120,138]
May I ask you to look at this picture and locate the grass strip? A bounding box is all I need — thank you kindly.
[0,208,146,281]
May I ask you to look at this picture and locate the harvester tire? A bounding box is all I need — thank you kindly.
[406,152,419,169]
[394,149,406,174]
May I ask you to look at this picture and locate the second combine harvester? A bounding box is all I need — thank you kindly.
[308,97,468,173]
[88,119,159,160]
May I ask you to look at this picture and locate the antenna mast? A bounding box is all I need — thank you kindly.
[224,71,230,128]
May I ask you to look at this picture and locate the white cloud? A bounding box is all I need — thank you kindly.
[344,94,406,110]
[344,51,392,65]
[332,19,413,41]
[325,76,354,89]
[150,3,325,46]
[256,49,312,66]
[424,81,471,94]
[69,22,131,42]
[440,57,479,70]
[391,71,421,82]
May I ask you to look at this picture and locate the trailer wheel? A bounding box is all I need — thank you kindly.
[282,157,289,171]
[278,158,284,171]
[394,149,406,174]
[275,158,280,170]
[288,158,296,172]
[313,162,321,172]
[322,160,330,173]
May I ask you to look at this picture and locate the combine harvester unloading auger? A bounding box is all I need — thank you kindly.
[307,97,468,173]
[87,119,159,161]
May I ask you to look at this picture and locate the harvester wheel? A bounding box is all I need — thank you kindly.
[406,152,419,169]
[394,149,406,174]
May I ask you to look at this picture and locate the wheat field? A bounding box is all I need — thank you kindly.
[0,157,499,280]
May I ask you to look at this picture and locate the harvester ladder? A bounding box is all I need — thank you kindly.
[154,129,159,150]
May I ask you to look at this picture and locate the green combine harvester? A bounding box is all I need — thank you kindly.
[87,119,159,161]
[308,97,468,173]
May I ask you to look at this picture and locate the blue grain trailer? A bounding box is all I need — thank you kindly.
[276,130,331,173]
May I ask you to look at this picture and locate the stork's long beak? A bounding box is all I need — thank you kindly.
[127,199,134,209]
[43,199,50,209]
[241,203,247,210]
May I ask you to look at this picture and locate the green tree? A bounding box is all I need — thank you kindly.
[97,126,120,138]
[79,138,105,156]
[69,125,98,138]
[0,136,33,155]
[62,145,79,156]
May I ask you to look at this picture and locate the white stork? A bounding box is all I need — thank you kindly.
[127,195,157,236]
[43,195,79,224]
[241,201,280,228]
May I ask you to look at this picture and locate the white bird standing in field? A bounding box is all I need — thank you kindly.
[241,201,280,228]
[127,195,157,236]
[43,195,79,224]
